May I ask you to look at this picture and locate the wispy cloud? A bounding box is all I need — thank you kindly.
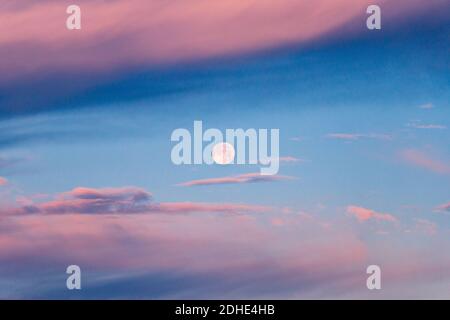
[327,133,361,140]
[434,202,450,213]
[178,173,295,187]
[412,124,446,129]
[278,156,305,163]
[418,103,434,109]
[413,218,437,235]
[326,133,392,141]
[346,205,397,222]
[156,202,271,214]
[0,157,21,169]
[399,149,450,174]
[407,121,446,129]
[19,186,271,215]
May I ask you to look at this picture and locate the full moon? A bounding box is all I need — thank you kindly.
[212,142,235,165]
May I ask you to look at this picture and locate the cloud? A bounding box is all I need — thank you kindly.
[1,0,444,116]
[0,0,380,85]
[435,202,450,213]
[67,187,151,201]
[156,202,271,214]
[407,121,446,129]
[2,205,450,298]
[0,157,21,169]
[326,133,392,141]
[178,172,295,187]
[278,156,305,163]
[0,207,369,299]
[2,196,450,298]
[413,218,437,235]
[19,186,271,215]
[0,177,7,186]
[399,149,450,174]
[411,124,447,129]
[346,205,397,222]
[22,187,152,214]
[419,103,434,109]
[271,217,285,226]
[327,133,361,140]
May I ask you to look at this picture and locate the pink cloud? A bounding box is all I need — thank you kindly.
[413,218,437,235]
[22,186,152,214]
[0,206,369,298]
[2,198,450,298]
[1,0,433,84]
[347,205,398,223]
[0,177,7,186]
[19,186,270,215]
[178,172,295,187]
[271,217,285,226]
[155,202,271,214]
[400,149,450,174]
[435,202,450,213]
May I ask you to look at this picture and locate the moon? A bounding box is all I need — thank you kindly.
[212,142,235,165]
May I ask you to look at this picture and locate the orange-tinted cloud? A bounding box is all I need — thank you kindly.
[347,205,397,222]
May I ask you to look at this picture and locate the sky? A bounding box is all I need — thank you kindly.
[0,0,449,299]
